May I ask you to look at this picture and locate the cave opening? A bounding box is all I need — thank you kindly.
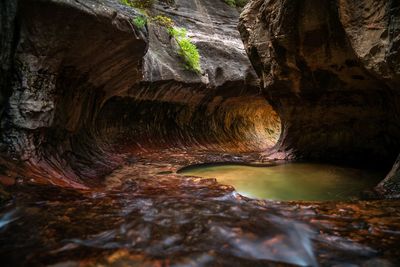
[95,95,282,154]
[1,0,400,266]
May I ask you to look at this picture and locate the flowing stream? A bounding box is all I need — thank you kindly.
[0,152,399,266]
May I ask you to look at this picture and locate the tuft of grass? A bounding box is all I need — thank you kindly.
[168,27,186,39]
[132,16,147,29]
[168,27,202,73]
[119,0,201,74]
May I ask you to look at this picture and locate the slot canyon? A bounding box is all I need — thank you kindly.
[0,0,399,266]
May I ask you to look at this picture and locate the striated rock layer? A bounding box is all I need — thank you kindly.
[0,0,149,187]
[1,1,400,265]
[1,150,400,266]
[239,0,400,195]
[0,0,280,187]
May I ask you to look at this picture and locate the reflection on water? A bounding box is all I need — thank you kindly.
[0,158,398,266]
[179,163,384,201]
[0,209,19,229]
[0,182,323,266]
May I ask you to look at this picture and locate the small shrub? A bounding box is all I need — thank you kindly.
[152,15,174,28]
[133,16,147,28]
[169,27,202,73]
[168,27,187,39]
[119,0,201,74]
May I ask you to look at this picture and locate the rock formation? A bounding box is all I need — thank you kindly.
[377,154,400,198]
[0,0,151,187]
[239,0,400,195]
[1,1,400,265]
[0,0,280,187]
[1,0,399,196]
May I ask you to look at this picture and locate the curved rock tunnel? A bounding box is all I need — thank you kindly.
[0,0,399,194]
[239,0,400,196]
[1,0,400,266]
[0,0,283,188]
[97,95,280,153]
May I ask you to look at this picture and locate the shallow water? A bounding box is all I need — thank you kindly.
[179,163,384,201]
[0,150,399,266]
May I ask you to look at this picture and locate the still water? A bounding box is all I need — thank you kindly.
[0,161,398,266]
[179,163,384,201]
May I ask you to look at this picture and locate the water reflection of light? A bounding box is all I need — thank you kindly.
[180,163,384,201]
[211,216,318,267]
[0,209,19,229]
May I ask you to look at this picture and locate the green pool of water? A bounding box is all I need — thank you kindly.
[179,163,384,201]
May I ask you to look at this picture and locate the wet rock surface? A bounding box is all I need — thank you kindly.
[0,0,148,184]
[239,0,400,167]
[377,154,400,198]
[143,0,258,87]
[0,0,400,266]
[0,149,400,266]
[0,0,280,186]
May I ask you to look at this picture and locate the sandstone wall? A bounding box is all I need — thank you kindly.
[239,0,400,165]
[239,0,400,196]
[0,0,279,186]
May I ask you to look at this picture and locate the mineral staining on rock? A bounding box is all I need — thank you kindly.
[0,0,278,186]
[1,1,397,189]
[238,0,400,194]
[0,0,400,266]
[239,0,400,165]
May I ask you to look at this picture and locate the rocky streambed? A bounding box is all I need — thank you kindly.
[1,0,400,266]
[1,149,400,266]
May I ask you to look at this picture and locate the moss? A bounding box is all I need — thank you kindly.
[120,0,151,28]
[168,27,202,74]
[120,0,133,7]
[224,0,236,7]
[132,16,147,29]
[236,0,248,7]
[119,1,201,74]
[152,15,174,28]
[120,0,155,9]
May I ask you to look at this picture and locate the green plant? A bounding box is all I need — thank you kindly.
[169,27,202,73]
[120,0,155,9]
[168,27,186,39]
[224,0,236,7]
[120,0,133,7]
[133,16,147,29]
[235,0,248,7]
[152,15,174,28]
[119,0,200,73]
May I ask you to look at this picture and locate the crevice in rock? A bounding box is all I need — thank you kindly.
[0,0,282,189]
[239,0,400,195]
